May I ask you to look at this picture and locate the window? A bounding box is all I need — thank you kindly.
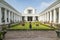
[28,10,32,14]
[35,16,38,21]
[22,16,25,21]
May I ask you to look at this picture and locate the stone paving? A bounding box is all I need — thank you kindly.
[4,31,60,40]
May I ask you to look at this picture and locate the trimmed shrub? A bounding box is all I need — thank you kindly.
[22,23,25,26]
[0,32,3,40]
[36,24,39,26]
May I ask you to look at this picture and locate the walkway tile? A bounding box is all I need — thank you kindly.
[4,31,60,40]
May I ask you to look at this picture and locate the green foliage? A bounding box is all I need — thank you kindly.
[10,22,30,30]
[0,31,3,40]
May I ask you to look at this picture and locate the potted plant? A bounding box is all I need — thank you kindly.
[55,23,60,38]
[1,24,7,38]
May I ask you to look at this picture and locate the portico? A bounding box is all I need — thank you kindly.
[22,16,38,22]
[22,7,39,22]
[27,16,33,21]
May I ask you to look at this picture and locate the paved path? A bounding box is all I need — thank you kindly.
[4,31,60,40]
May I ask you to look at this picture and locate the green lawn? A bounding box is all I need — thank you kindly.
[31,22,54,29]
[10,22,30,30]
[9,22,56,30]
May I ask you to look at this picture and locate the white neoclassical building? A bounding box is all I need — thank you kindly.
[0,0,60,26]
[39,0,60,25]
[22,7,39,22]
[0,0,21,25]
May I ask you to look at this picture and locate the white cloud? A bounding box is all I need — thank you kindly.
[39,2,52,13]
[37,1,56,13]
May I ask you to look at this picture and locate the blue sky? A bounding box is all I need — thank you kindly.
[5,0,56,13]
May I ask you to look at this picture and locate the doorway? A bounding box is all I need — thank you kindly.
[28,17,33,21]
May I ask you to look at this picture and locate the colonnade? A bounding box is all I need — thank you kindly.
[0,7,21,25]
[40,8,60,24]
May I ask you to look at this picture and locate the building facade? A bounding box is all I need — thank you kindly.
[22,7,39,22]
[0,0,21,25]
[0,0,60,25]
[39,0,60,25]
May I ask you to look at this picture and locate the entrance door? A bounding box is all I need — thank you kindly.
[28,17,32,21]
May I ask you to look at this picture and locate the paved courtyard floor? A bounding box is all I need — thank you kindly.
[4,30,60,40]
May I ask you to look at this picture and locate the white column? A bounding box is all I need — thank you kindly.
[8,11,10,23]
[41,16,42,21]
[12,12,13,21]
[50,11,52,23]
[20,16,21,21]
[46,13,48,22]
[13,13,14,22]
[20,16,22,21]
[19,16,21,21]
[48,12,50,22]
[15,14,16,22]
[47,12,49,22]
[14,14,15,22]
[13,13,15,22]
[25,16,27,21]
[45,13,46,22]
[0,7,2,24]
[44,14,45,22]
[33,16,35,21]
[46,13,47,22]
[5,9,7,24]
[53,9,56,23]
[17,15,18,22]
[0,7,2,30]
[59,8,60,23]
[18,16,20,22]
[43,15,45,22]
[16,14,17,22]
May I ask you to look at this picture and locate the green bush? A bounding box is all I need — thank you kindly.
[0,31,3,40]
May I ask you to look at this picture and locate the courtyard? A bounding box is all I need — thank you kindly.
[0,0,60,40]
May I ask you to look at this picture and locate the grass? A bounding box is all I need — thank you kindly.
[9,22,56,30]
[31,22,54,30]
[10,22,30,30]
